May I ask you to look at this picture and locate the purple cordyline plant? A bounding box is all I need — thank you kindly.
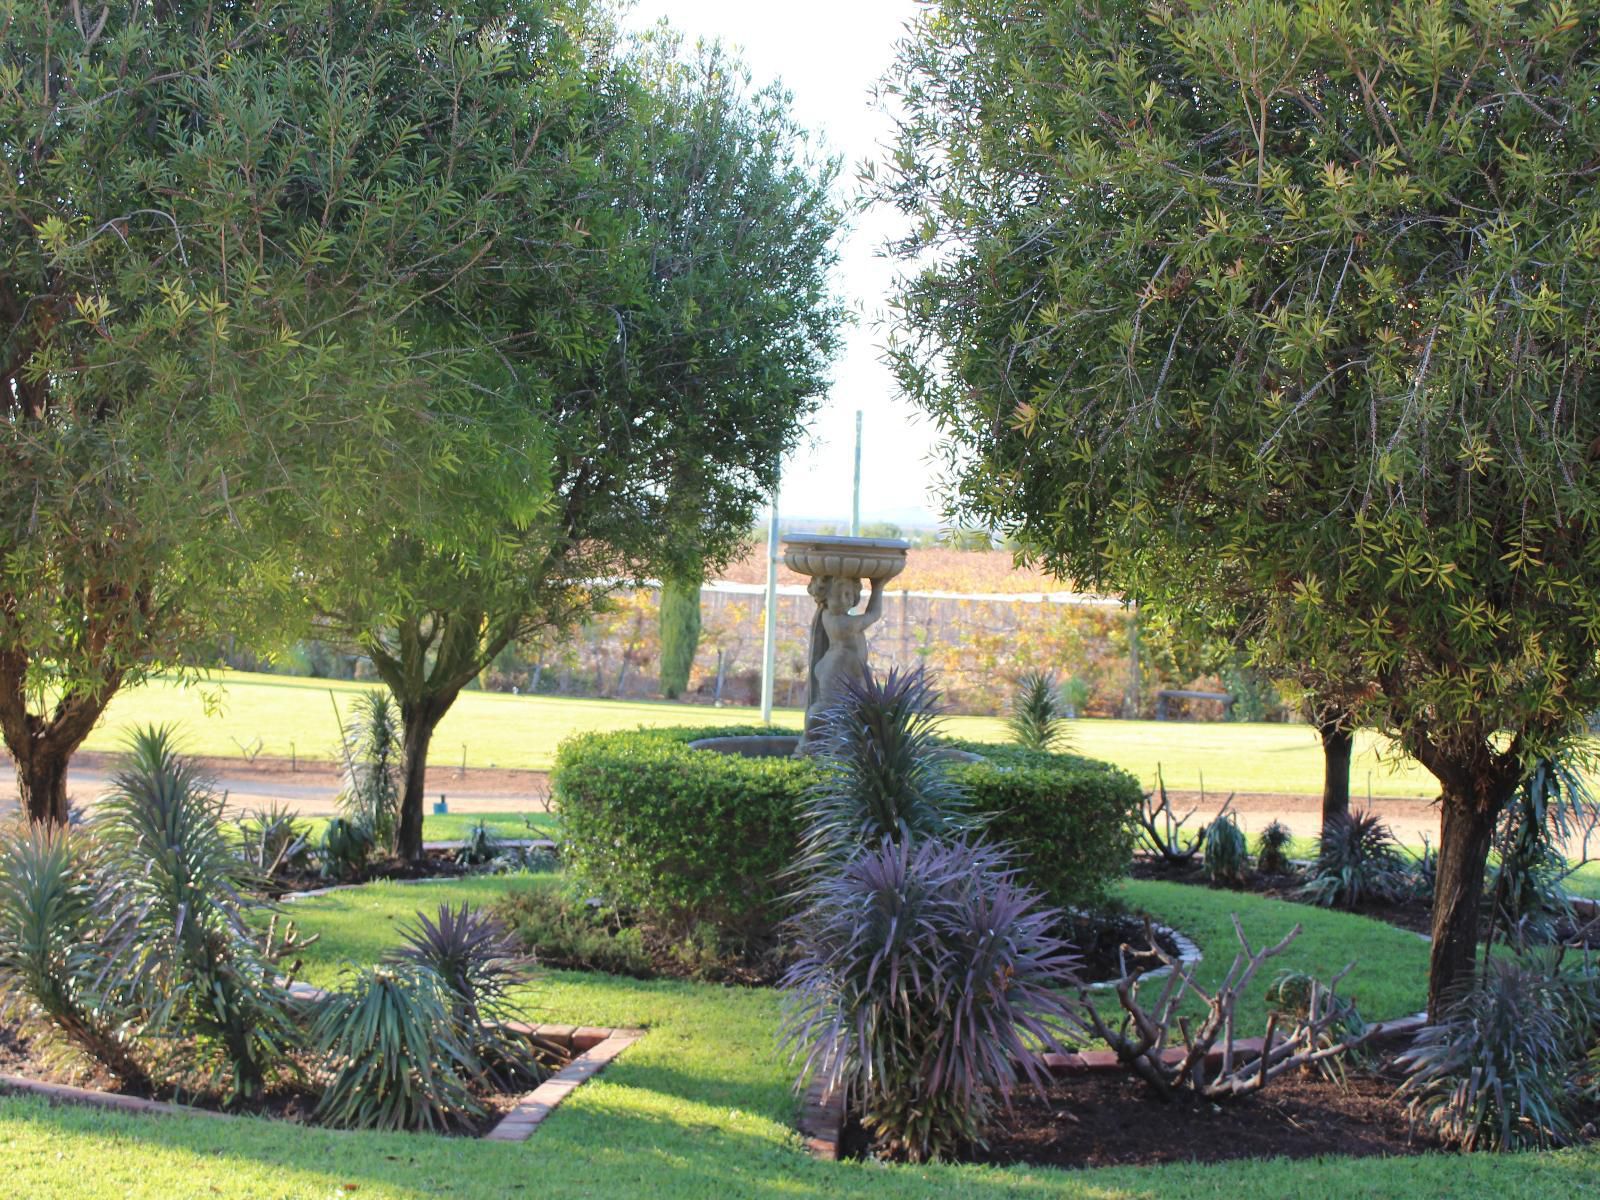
[779,834,1084,1162]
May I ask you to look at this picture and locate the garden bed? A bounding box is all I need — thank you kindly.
[0,1017,638,1141]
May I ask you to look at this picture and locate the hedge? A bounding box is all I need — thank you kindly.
[553,726,1142,939]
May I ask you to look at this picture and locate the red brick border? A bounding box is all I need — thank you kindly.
[795,1012,1428,1161]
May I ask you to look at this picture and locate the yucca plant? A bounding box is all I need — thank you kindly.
[311,963,483,1132]
[335,689,403,852]
[798,667,975,875]
[780,835,1080,1162]
[0,822,150,1089]
[319,817,375,881]
[1006,670,1071,752]
[1201,813,1249,886]
[1255,820,1295,875]
[96,725,298,1101]
[237,801,311,879]
[1399,951,1596,1151]
[387,904,541,1087]
[1488,756,1594,947]
[1299,809,1409,908]
[459,820,500,868]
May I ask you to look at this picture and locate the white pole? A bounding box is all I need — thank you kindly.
[850,410,863,537]
[760,501,779,724]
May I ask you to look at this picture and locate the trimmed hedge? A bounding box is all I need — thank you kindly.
[947,743,1143,910]
[554,726,814,941]
[554,725,1142,938]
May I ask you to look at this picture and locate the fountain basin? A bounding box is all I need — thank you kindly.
[781,534,909,583]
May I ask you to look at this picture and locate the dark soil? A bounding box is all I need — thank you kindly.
[0,1019,564,1137]
[966,1063,1446,1169]
[1063,910,1184,982]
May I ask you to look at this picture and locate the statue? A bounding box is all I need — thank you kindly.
[799,574,886,750]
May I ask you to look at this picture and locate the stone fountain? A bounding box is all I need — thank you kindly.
[782,534,909,752]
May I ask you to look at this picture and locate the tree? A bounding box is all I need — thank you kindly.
[659,573,703,699]
[881,0,1600,1016]
[312,28,844,859]
[1,2,539,822]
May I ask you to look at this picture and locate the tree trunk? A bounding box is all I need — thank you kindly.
[17,751,71,825]
[395,692,456,862]
[1318,719,1353,832]
[1428,793,1501,1020]
[0,650,117,826]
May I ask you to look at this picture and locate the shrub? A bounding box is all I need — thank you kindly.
[1202,813,1249,886]
[1400,952,1598,1150]
[495,887,653,978]
[460,819,500,867]
[237,801,311,879]
[556,725,813,940]
[0,822,150,1089]
[799,668,975,874]
[1007,670,1071,752]
[311,963,483,1132]
[387,904,540,1086]
[335,690,402,851]
[97,726,298,1101]
[320,817,375,880]
[1299,809,1409,908]
[1256,820,1294,875]
[946,743,1142,911]
[780,836,1080,1162]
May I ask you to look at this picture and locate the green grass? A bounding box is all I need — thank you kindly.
[281,811,557,845]
[76,667,1440,796]
[6,872,1589,1197]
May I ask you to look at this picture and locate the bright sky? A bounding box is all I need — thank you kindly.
[621,0,942,528]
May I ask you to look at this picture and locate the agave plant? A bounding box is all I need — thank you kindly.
[1006,670,1071,752]
[387,904,541,1086]
[237,801,311,879]
[780,835,1080,1162]
[1201,813,1249,886]
[95,725,298,1101]
[0,822,150,1089]
[1399,951,1597,1151]
[335,689,403,851]
[1298,809,1409,908]
[311,963,484,1132]
[1255,819,1295,875]
[797,667,976,874]
[319,816,375,881]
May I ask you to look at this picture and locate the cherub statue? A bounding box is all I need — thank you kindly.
[798,573,885,751]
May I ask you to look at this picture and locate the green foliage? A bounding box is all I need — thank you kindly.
[1301,811,1410,910]
[1491,756,1595,946]
[1400,952,1599,1151]
[335,691,402,853]
[881,0,1600,1011]
[555,726,814,940]
[658,574,703,699]
[1256,820,1295,876]
[948,743,1142,911]
[1202,814,1250,887]
[494,886,653,979]
[799,668,975,875]
[96,726,297,1100]
[459,820,501,869]
[1007,670,1071,752]
[0,822,148,1088]
[320,818,375,882]
[310,963,483,1133]
[236,802,312,880]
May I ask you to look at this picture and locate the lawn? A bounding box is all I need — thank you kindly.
[76,668,1440,796]
[13,873,1585,1200]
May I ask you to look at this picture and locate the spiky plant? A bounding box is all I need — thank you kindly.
[319,817,375,881]
[1489,756,1593,946]
[335,689,403,852]
[311,963,484,1132]
[1299,809,1409,908]
[1202,813,1249,886]
[1256,820,1295,875]
[237,801,311,879]
[1399,951,1596,1151]
[459,819,500,867]
[798,667,975,874]
[96,725,298,1101]
[0,822,150,1089]
[780,836,1080,1162]
[1007,670,1071,752]
[387,904,541,1087]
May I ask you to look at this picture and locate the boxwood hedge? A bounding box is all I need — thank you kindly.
[553,725,1142,939]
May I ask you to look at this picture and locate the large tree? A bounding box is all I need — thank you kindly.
[311,30,845,860]
[1,2,559,821]
[882,0,1600,1015]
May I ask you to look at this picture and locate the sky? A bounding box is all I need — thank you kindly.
[620,0,943,528]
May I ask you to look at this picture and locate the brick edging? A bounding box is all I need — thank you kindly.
[485,1029,643,1142]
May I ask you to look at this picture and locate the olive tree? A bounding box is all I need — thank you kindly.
[881,0,1600,1015]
